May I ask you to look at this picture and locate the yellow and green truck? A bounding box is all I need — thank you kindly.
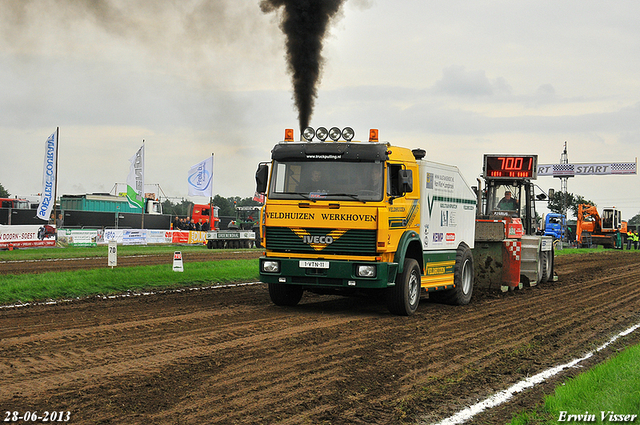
[255,127,477,315]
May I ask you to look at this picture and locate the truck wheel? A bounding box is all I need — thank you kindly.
[430,243,474,305]
[268,283,303,307]
[207,240,214,249]
[539,250,548,283]
[544,247,554,282]
[387,258,421,316]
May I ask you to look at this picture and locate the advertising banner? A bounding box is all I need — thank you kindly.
[0,225,56,248]
[101,229,124,244]
[171,231,190,244]
[187,156,214,197]
[36,130,58,221]
[126,144,145,209]
[188,231,207,244]
[58,229,98,247]
[2,227,207,248]
[147,230,173,244]
[122,229,147,246]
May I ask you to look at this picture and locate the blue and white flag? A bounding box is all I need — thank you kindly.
[187,156,214,197]
[36,130,58,221]
[126,145,145,209]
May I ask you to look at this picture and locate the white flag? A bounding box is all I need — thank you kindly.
[36,130,58,221]
[126,145,145,209]
[187,156,214,197]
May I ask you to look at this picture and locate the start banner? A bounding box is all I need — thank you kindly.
[538,162,637,177]
[0,224,56,248]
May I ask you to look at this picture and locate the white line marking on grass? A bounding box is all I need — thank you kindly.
[0,281,264,310]
[427,321,640,425]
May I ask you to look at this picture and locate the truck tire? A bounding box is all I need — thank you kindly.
[430,243,474,305]
[268,283,304,307]
[544,247,554,282]
[207,240,214,249]
[387,258,421,316]
[538,250,548,283]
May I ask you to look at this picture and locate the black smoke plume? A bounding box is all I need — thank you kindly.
[261,0,345,132]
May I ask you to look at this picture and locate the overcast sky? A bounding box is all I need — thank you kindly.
[1,0,638,219]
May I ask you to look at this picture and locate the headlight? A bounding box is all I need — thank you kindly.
[303,127,315,141]
[356,264,376,278]
[316,126,328,141]
[262,260,280,273]
[342,127,355,141]
[329,127,341,141]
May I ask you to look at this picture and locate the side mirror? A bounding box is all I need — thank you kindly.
[255,164,269,194]
[398,169,413,193]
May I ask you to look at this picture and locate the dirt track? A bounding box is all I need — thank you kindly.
[1,251,639,424]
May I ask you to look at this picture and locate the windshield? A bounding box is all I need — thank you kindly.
[269,161,384,201]
[488,183,522,217]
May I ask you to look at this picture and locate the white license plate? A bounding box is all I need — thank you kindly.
[299,260,329,269]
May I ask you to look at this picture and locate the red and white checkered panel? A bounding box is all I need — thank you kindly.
[505,240,521,261]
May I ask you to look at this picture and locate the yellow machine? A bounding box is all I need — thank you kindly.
[576,204,627,248]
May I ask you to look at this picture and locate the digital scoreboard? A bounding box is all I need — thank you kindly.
[483,154,538,179]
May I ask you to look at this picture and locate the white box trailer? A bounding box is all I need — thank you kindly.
[417,160,476,252]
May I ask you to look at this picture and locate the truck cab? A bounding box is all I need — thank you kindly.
[256,127,477,315]
[541,213,566,240]
[0,198,30,209]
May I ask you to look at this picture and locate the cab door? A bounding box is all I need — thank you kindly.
[386,163,420,249]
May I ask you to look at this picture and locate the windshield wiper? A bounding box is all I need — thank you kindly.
[281,192,314,201]
[325,193,366,202]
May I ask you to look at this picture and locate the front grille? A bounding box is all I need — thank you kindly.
[265,227,377,255]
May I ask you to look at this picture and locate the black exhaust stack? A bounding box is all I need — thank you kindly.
[261,0,345,133]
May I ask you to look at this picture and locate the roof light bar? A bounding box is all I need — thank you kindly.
[286,127,357,142]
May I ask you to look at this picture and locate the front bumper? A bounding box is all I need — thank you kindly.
[259,257,398,289]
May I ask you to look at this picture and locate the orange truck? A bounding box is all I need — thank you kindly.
[191,204,258,249]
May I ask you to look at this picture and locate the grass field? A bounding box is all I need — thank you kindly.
[0,244,634,306]
[0,243,217,261]
[0,245,259,305]
[509,343,640,424]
